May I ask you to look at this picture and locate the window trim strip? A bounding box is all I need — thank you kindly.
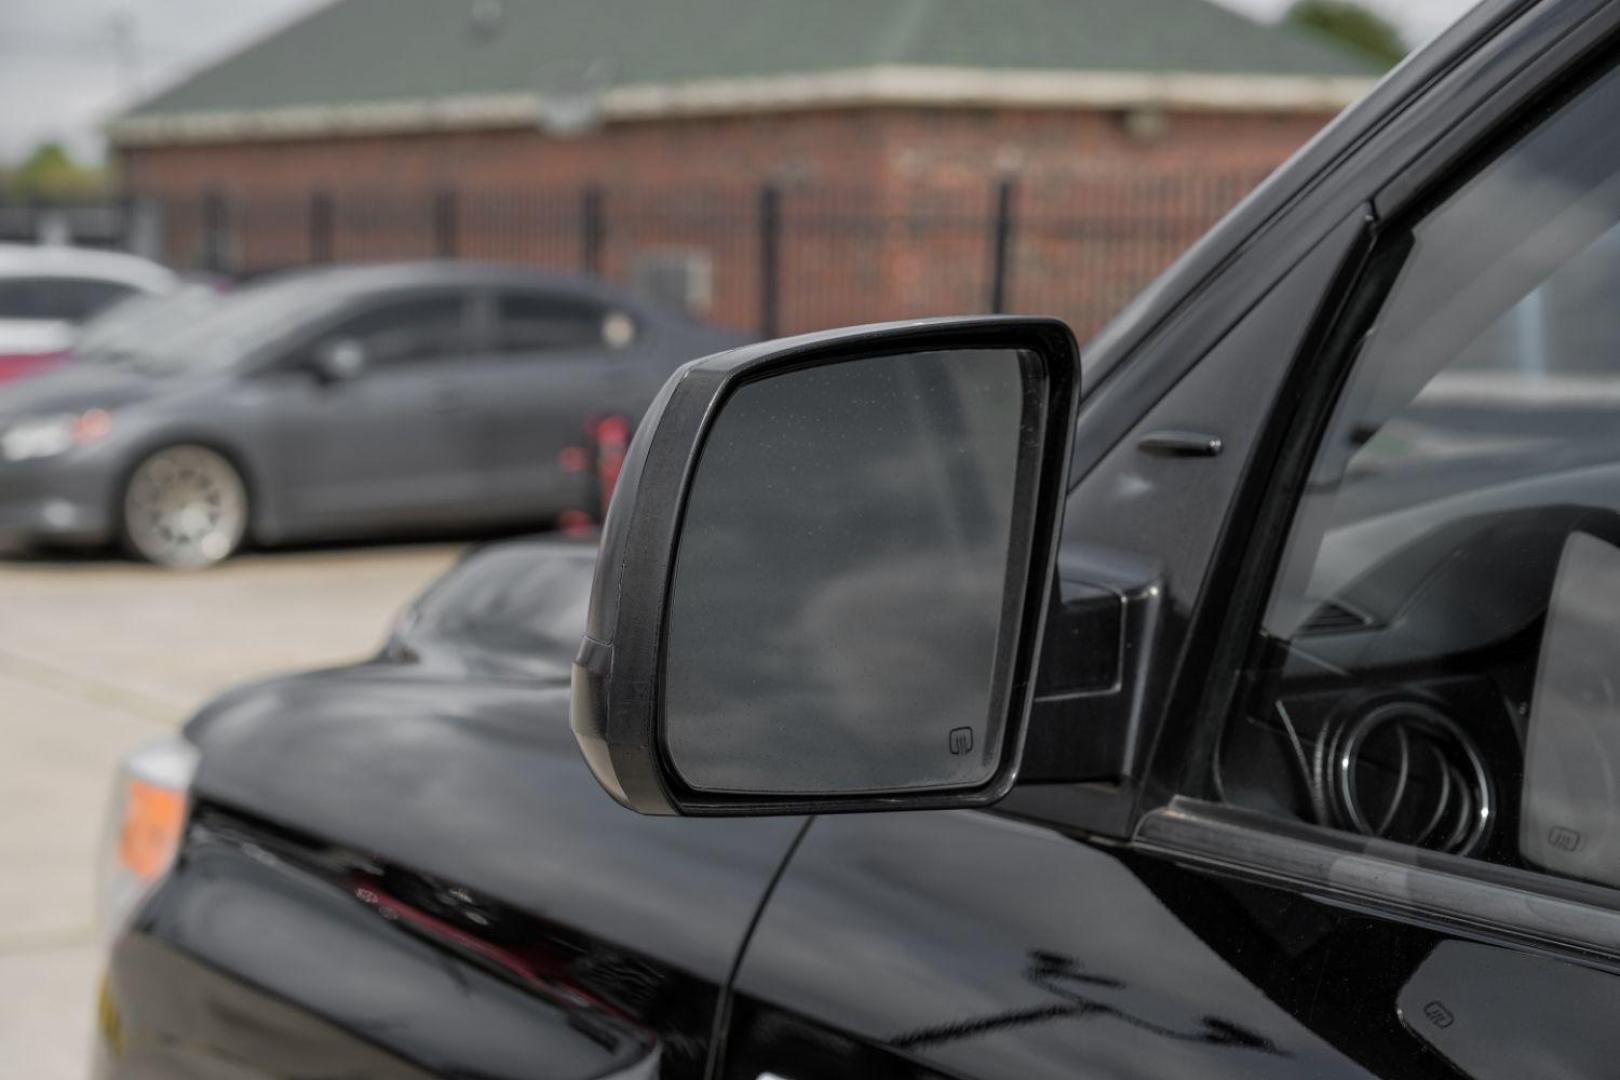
[1135,797,1620,965]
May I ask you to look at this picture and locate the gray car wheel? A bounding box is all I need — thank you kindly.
[121,445,249,568]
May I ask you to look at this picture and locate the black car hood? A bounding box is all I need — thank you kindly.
[382,635,577,683]
[184,657,557,749]
[184,656,803,988]
[0,362,165,420]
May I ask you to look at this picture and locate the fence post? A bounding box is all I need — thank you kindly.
[758,182,781,339]
[118,192,163,262]
[580,183,603,277]
[433,188,458,258]
[203,188,230,274]
[988,176,1017,314]
[118,189,138,252]
[309,190,333,263]
[26,195,52,245]
[121,194,160,262]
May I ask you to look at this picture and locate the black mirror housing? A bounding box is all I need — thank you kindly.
[571,317,1080,816]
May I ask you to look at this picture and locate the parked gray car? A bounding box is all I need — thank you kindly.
[0,261,745,566]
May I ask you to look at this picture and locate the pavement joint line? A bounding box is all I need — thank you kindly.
[0,650,178,727]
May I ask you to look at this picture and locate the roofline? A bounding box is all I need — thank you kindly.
[0,243,177,290]
[106,64,1375,147]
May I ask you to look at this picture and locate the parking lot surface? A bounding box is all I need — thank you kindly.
[0,543,462,1080]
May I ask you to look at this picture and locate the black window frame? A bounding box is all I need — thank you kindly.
[991,0,1620,846]
[1139,27,1620,959]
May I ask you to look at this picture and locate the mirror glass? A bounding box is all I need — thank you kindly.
[1397,940,1620,1080]
[1520,531,1620,885]
[663,347,1039,796]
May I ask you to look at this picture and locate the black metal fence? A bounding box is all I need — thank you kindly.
[0,201,138,251]
[4,170,1271,340]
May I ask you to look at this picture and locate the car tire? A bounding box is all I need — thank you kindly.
[119,445,250,569]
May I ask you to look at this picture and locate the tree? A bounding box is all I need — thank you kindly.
[1287,0,1407,70]
[6,142,108,201]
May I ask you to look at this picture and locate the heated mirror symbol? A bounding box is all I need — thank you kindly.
[1423,1001,1455,1029]
[948,728,974,756]
[1547,826,1583,853]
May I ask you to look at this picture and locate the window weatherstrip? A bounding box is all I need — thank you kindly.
[1135,797,1620,962]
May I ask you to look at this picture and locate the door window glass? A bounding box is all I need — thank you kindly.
[494,291,617,353]
[1220,62,1620,887]
[326,295,467,368]
[0,277,135,322]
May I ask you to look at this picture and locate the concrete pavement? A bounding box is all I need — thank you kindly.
[0,543,461,1080]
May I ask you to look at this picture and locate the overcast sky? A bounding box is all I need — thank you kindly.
[1,0,1482,165]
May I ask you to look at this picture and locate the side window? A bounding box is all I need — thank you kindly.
[494,291,628,354]
[326,295,467,368]
[0,277,134,322]
[0,279,45,319]
[1219,61,1620,888]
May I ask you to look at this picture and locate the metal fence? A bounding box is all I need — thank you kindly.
[0,201,140,251]
[5,170,1272,340]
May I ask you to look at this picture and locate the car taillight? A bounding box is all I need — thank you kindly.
[96,736,198,937]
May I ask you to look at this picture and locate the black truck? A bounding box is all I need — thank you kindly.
[97,1,1620,1076]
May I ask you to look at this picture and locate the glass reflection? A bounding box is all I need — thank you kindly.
[1222,61,1620,888]
[663,348,1031,795]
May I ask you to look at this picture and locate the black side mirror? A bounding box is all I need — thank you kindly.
[311,338,367,382]
[570,317,1080,816]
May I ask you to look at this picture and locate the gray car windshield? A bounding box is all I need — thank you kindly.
[403,545,596,666]
[76,285,223,362]
[92,276,338,374]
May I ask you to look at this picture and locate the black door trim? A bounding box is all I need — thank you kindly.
[1137,798,1620,967]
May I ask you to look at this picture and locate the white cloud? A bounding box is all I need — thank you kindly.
[0,0,326,163]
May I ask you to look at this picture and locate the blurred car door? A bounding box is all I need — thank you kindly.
[459,289,648,520]
[262,289,481,534]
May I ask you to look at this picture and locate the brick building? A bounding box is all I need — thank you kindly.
[109,0,1375,336]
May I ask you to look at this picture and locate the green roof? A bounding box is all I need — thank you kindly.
[124,0,1376,120]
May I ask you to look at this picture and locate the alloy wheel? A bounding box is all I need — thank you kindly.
[122,445,248,568]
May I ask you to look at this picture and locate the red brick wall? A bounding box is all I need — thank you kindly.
[122,109,895,194]
[123,106,1329,194]
[122,104,1336,336]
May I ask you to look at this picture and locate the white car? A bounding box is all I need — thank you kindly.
[0,244,175,382]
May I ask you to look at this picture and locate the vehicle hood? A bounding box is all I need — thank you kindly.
[185,659,553,748]
[383,634,578,683]
[0,360,164,420]
[183,655,804,988]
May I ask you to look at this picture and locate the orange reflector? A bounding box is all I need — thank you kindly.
[74,408,114,444]
[119,779,185,881]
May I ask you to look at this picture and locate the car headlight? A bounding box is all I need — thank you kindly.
[0,408,113,462]
[96,735,198,937]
